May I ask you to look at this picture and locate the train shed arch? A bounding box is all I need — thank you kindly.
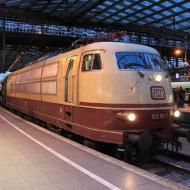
[0,0,190,76]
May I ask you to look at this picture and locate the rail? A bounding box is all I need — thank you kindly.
[136,150,190,188]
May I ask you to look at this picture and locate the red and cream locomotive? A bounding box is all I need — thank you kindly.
[1,42,190,159]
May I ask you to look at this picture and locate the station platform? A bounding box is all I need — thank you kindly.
[179,104,190,113]
[0,107,189,190]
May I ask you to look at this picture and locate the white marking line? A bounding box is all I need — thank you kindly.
[0,115,121,190]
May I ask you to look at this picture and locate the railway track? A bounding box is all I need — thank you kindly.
[174,120,190,129]
[137,151,190,188]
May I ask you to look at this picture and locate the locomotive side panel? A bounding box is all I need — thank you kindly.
[5,51,82,125]
[41,60,61,103]
[6,74,16,98]
[7,61,44,109]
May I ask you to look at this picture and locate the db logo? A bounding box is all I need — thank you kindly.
[150,86,165,100]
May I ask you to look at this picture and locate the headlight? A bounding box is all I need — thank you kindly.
[127,113,136,122]
[154,74,162,82]
[116,112,136,122]
[173,110,180,118]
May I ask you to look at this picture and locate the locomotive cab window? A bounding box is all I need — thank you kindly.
[82,54,102,71]
[116,52,165,71]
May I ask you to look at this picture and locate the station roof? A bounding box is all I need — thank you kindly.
[0,0,190,38]
[0,0,190,72]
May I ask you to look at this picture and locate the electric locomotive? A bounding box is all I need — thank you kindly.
[3,42,190,160]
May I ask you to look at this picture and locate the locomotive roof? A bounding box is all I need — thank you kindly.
[10,42,159,75]
[79,41,159,55]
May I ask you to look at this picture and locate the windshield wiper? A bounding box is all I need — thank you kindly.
[127,64,145,90]
[124,63,145,78]
[136,69,144,78]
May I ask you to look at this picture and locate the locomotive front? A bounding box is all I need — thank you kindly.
[79,42,190,159]
[109,44,185,157]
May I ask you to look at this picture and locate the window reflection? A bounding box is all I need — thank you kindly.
[82,54,102,71]
[116,52,165,71]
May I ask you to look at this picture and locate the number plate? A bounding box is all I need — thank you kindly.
[151,113,169,120]
[150,86,165,100]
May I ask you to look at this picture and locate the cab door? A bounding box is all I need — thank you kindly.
[64,56,78,124]
[65,58,74,103]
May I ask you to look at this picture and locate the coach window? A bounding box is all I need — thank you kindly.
[82,54,102,71]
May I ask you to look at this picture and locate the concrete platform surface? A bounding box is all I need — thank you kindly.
[0,107,189,190]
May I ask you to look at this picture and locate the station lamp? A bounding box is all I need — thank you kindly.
[174,49,182,56]
[174,48,189,67]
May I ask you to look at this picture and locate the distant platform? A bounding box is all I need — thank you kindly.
[179,104,190,113]
[0,107,188,190]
